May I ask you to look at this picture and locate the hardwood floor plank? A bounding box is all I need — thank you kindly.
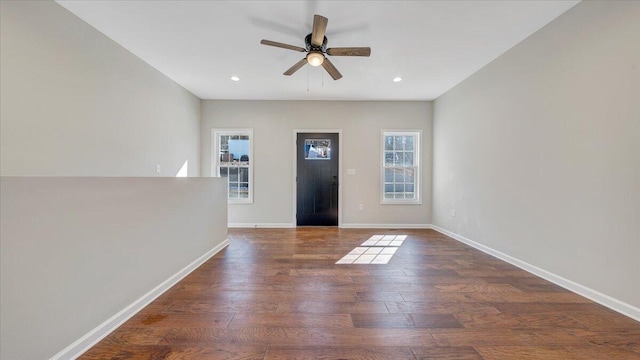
[121,312,235,328]
[356,291,405,302]
[229,313,354,328]
[433,283,522,293]
[399,290,506,303]
[454,312,585,329]
[430,329,528,346]
[475,346,583,360]
[567,329,640,353]
[110,345,173,360]
[563,345,640,359]
[276,301,389,314]
[264,345,415,360]
[352,313,462,329]
[385,301,501,315]
[491,302,617,315]
[411,346,483,360]
[165,300,278,314]
[512,329,590,346]
[164,344,267,360]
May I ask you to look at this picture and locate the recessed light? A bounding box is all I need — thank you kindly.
[393,77,402,82]
[230,76,240,82]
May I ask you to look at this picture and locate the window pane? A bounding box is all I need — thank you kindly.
[229,167,239,182]
[305,139,331,159]
[239,167,249,182]
[384,152,394,166]
[219,167,228,177]
[395,184,405,193]
[385,168,394,182]
[404,152,414,166]
[394,152,402,166]
[220,136,229,151]
[394,169,405,183]
[406,184,414,193]
[229,184,239,198]
[394,136,404,150]
[405,136,414,151]
[239,183,249,198]
[385,136,393,150]
[405,169,414,184]
[384,184,394,194]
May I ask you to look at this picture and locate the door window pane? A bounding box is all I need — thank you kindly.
[305,139,331,160]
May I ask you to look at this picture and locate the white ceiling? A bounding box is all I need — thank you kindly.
[56,0,579,101]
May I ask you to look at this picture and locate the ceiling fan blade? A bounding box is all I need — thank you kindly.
[321,57,342,80]
[311,15,328,47]
[284,58,308,76]
[260,39,306,52]
[326,47,371,57]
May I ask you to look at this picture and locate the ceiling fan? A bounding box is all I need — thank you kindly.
[260,15,371,80]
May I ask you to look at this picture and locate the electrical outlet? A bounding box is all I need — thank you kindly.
[156,164,161,174]
[359,204,364,210]
[451,209,456,217]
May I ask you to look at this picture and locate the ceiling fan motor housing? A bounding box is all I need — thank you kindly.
[305,34,328,52]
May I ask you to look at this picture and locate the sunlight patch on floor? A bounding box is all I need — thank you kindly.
[336,235,406,264]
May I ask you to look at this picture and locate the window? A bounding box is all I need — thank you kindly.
[304,139,331,160]
[381,130,421,204]
[212,129,253,203]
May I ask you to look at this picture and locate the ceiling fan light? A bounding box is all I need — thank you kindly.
[307,52,324,67]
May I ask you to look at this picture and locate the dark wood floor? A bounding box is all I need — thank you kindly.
[81,228,640,359]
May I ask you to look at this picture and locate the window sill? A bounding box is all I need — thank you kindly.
[381,200,422,205]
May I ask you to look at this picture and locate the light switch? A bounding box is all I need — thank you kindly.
[347,168,356,175]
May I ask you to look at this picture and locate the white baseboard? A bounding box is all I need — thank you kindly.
[228,223,295,228]
[430,225,640,322]
[51,239,230,360]
[340,223,432,229]
[229,223,433,229]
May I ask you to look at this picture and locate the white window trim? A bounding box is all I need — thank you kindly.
[380,130,421,205]
[212,129,254,204]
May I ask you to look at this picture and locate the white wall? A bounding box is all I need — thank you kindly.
[433,0,640,314]
[201,100,432,227]
[0,0,201,177]
[0,177,228,360]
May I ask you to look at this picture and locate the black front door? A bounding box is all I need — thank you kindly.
[296,133,339,226]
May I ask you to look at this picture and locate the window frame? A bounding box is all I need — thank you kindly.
[380,130,421,205]
[212,129,254,204]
